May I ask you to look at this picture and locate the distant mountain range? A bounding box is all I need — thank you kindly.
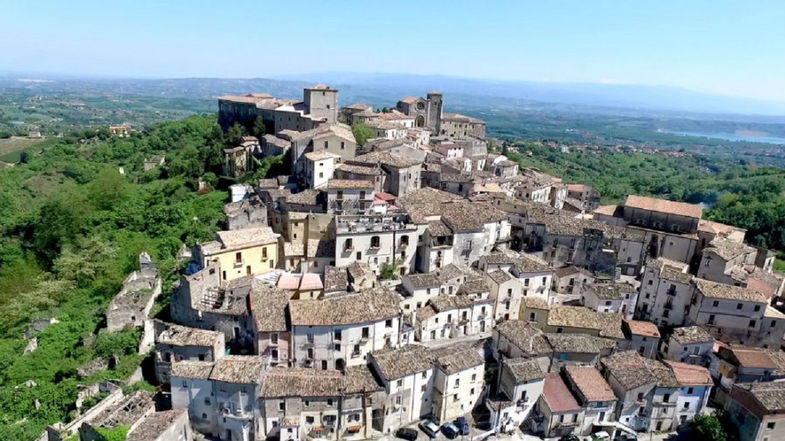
[2,71,785,122]
[274,72,785,118]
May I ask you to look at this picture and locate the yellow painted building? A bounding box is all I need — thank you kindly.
[197,227,280,282]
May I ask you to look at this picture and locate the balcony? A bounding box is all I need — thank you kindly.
[220,405,252,419]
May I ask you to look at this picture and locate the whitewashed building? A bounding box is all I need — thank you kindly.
[288,288,402,370]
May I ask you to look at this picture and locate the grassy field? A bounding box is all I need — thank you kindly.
[0,137,46,162]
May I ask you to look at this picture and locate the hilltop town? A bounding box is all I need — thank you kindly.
[39,85,785,441]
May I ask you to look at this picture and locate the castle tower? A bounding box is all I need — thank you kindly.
[304,84,338,124]
[426,91,443,134]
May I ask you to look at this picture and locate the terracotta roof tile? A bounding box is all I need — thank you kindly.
[542,373,581,413]
[625,195,702,219]
[565,366,616,402]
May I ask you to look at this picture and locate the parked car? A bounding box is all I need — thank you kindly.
[441,423,459,439]
[395,428,418,441]
[419,420,440,438]
[455,417,470,436]
[592,431,611,441]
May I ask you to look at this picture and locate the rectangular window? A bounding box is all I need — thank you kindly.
[235,252,242,263]
[270,333,278,345]
[362,327,369,338]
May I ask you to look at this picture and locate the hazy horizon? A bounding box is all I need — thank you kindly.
[2,1,784,103]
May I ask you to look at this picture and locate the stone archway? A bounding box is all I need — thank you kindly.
[415,115,425,127]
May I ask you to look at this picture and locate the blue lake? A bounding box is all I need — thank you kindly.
[660,129,785,145]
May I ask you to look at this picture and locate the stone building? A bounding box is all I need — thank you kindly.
[333,213,419,276]
[636,258,694,326]
[581,281,638,319]
[106,253,161,332]
[368,345,436,434]
[414,283,495,343]
[258,366,383,441]
[697,237,758,286]
[563,365,617,436]
[661,326,714,366]
[249,284,292,366]
[325,179,375,215]
[210,356,265,441]
[686,278,785,348]
[194,227,281,282]
[349,151,422,197]
[287,288,402,370]
[618,319,661,359]
[154,320,225,383]
[727,381,785,441]
[171,264,255,347]
[224,196,267,231]
[78,390,156,441]
[534,372,585,438]
[395,92,443,132]
[218,85,337,134]
[601,351,687,433]
[126,409,194,441]
[171,361,217,435]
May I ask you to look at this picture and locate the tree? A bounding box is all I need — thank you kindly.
[380,259,402,280]
[252,117,266,138]
[691,411,738,441]
[691,413,726,441]
[53,237,116,288]
[226,123,247,146]
[351,122,375,147]
[88,167,132,211]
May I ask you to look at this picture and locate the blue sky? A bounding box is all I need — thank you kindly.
[1,0,784,101]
